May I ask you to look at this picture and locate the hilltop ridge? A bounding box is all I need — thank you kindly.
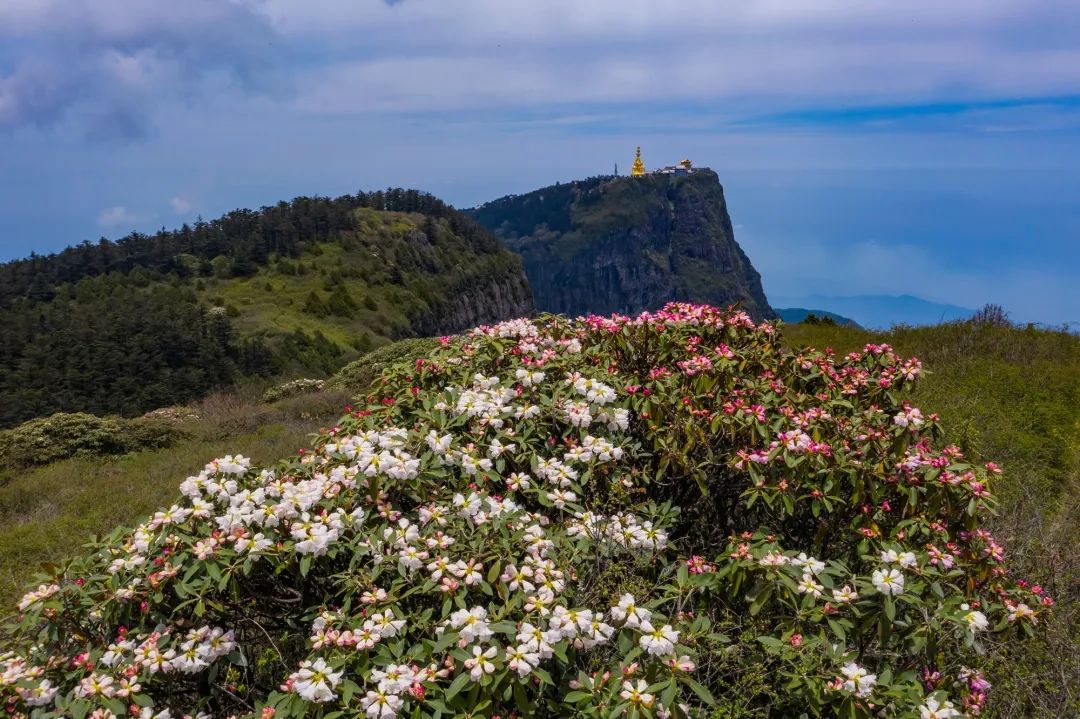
[470,169,774,320]
[0,190,532,426]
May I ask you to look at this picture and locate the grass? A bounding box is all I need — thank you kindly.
[784,320,1080,717]
[195,208,526,356]
[0,390,350,607]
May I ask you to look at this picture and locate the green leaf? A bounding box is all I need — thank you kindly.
[104,699,128,716]
[445,672,471,700]
[749,584,773,616]
[681,676,716,705]
[341,679,361,704]
[756,635,783,653]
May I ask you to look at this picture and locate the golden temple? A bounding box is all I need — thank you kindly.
[630,146,646,176]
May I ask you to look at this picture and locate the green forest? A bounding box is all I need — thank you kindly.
[0,190,530,427]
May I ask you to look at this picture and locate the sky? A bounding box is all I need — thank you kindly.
[1,0,1079,325]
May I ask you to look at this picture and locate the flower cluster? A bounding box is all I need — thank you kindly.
[1,303,1046,719]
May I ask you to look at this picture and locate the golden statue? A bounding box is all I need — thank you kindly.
[630,146,646,176]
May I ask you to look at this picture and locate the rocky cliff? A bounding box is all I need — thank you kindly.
[470,170,775,320]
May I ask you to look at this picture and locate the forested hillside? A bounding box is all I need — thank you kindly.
[0,190,533,427]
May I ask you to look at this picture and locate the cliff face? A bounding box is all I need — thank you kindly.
[469,170,775,320]
[411,270,534,335]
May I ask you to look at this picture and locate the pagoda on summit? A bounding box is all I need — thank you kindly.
[630,146,647,176]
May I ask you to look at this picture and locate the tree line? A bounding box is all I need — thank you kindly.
[0,189,502,427]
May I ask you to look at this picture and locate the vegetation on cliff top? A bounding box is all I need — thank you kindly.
[1,305,1054,719]
[470,172,774,320]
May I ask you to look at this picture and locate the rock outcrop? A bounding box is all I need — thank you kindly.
[470,170,775,320]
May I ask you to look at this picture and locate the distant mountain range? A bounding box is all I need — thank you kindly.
[775,308,862,328]
[769,294,974,329]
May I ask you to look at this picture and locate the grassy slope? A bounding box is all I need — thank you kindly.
[197,208,523,352]
[785,321,1080,717]
[0,391,350,607]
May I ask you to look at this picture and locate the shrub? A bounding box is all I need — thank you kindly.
[261,379,327,404]
[326,337,441,396]
[0,413,183,470]
[1,304,1048,719]
[970,304,1010,328]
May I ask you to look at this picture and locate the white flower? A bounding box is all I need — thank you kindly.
[506,645,540,677]
[758,551,789,567]
[668,655,696,672]
[961,604,989,632]
[610,593,651,628]
[464,645,497,681]
[450,606,493,644]
[17,583,60,611]
[920,696,961,719]
[1008,602,1036,622]
[22,679,59,707]
[897,551,918,568]
[507,472,532,491]
[893,407,924,427]
[792,553,825,575]
[290,658,341,703]
[619,679,655,708]
[832,585,859,603]
[501,564,535,592]
[515,368,546,387]
[516,622,554,658]
[369,612,406,639]
[638,622,679,656]
[839,662,877,697]
[425,431,452,454]
[797,573,824,598]
[872,568,905,596]
[362,689,403,719]
[371,664,415,694]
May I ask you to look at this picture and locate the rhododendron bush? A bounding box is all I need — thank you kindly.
[1,303,1049,719]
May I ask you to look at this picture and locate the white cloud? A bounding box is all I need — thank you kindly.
[169,195,192,213]
[274,0,1080,115]
[6,0,1080,134]
[97,205,140,227]
[0,0,279,136]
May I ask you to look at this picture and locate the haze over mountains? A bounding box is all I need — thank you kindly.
[772,294,975,330]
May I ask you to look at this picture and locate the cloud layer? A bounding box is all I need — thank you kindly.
[0,1,1078,324]
[3,1,1080,136]
[0,0,280,137]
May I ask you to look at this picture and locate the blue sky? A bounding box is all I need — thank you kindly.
[1,0,1078,324]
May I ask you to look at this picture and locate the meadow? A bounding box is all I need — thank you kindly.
[0,388,350,607]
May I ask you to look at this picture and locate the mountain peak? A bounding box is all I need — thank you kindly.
[470,170,774,320]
